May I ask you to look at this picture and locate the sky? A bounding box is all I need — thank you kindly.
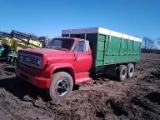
[0,0,160,46]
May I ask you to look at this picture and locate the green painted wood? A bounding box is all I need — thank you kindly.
[96,34,106,66]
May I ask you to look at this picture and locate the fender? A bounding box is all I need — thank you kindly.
[45,62,75,78]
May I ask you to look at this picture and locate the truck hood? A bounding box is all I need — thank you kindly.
[21,48,67,55]
[20,48,67,62]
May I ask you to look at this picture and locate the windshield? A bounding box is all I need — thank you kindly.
[47,38,74,51]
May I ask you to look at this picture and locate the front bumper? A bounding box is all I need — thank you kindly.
[15,68,50,89]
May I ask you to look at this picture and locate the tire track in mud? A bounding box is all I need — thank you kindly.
[0,105,17,120]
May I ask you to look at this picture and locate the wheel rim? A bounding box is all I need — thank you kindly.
[122,69,126,78]
[129,65,134,77]
[55,78,69,96]
[130,67,133,73]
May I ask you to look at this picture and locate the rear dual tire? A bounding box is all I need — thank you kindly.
[117,63,134,81]
[127,63,135,78]
[117,65,127,81]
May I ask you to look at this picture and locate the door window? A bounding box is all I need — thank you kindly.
[73,41,85,52]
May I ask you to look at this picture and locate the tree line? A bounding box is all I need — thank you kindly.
[142,37,160,53]
[142,37,160,50]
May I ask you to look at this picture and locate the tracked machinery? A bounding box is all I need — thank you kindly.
[0,30,47,66]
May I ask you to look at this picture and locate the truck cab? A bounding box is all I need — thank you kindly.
[16,37,92,100]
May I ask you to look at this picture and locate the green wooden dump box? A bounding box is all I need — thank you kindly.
[62,27,142,67]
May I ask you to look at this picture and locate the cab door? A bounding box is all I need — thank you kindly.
[72,41,92,73]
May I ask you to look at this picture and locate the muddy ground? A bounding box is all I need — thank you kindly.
[0,53,160,120]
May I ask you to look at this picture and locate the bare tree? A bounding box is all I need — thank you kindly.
[143,37,155,49]
[157,37,160,46]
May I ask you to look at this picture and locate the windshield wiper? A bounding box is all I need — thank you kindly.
[52,47,69,51]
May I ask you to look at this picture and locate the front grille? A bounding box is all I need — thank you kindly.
[18,52,42,69]
[23,55,36,65]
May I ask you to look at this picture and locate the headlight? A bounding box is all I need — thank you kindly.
[19,55,23,60]
[36,59,41,66]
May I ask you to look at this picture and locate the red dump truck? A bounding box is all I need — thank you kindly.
[16,27,142,100]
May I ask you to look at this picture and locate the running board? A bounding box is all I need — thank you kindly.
[75,72,92,84]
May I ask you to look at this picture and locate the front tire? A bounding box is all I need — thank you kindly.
[49,72,73,100]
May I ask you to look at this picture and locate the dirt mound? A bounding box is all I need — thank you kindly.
[0,53,160,120]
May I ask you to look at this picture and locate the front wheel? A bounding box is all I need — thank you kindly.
[49,72,73,100]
